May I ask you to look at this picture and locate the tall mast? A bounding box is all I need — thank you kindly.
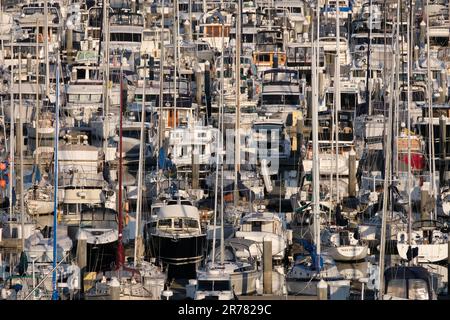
[366,0,372,115]
[44,0,49,97]
[19,51,24,251]
[334,1,341,205]
[8,37,14,230]
[34,19,40,176]
[220,20,225,265]
[134,55,147,267]
[51,56,60,300]
[212,21,226,266]
[116,62,125,269]
[393,0,401,180]
[234,0,241,205]
[311,0,321,261]
[103,0,110,152]
[157,3,165,196]
[172,0,178,128]
[406,0,412,250]
[425,0,436,219]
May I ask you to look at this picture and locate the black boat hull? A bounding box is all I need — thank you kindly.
[147,234,207,266]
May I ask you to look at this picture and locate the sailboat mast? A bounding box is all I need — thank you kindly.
[157,4,165,196]
[44,0,49,97]
[35,20,40,177]
[335,1,341,205]
[8,38,14,230]
[103,0,110,152]
[51,57,60,300]
[425,0,436,220]
[406,0,412,249]
[311,1,321,260]
[18,51,24,252]
[134,56,147,267]
[172,0,178,128]
[116,62,125,268]
[366,0,372,115]
[234,0,241,205]
[220,20,225,265]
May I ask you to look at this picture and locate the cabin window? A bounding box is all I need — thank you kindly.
[257,54,271,62]
[110,33,142,42]
[243,34,254,43]
[68,94,102,103]
[213,280,231,291]
[386,279,407,299]
[198,280,213,291]
[205,26,222,37]
[184,219,199,228]
[158,219,172,227]
[122,130,141,139]
[251,221,262,232]
[353,70,365,77]
[262,95,283,105]
[285,95,300,105]
[79,94,90,103]
[408,279,429,300]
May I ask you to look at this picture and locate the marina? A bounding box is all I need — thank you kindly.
[0,0,449,302]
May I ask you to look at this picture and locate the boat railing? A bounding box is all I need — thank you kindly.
[24,251,71,300]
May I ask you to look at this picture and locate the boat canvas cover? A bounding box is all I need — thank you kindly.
[158,205,200,219]
[59,146,99,161]
[384,266,430,283]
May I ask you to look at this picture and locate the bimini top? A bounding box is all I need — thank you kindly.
[241,211,281,222]
[158,204,200,220]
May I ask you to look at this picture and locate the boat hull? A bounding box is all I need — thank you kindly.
[397,243,448,263]
[286,278,351,298]
[230,270,260,295]
[327,245,369,262]
[26,200,54,216]
[86,241,118,272]
[147,234,207,265]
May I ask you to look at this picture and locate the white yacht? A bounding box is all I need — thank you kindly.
[235,210,290,261]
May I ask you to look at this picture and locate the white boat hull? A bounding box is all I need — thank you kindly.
[286,279,351,299]
[327,245,369,262]
[230,270,260,295]
[397,243,448,263]
[26,200,54,216]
